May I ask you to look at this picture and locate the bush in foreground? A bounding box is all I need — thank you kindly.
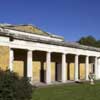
[0,69,33,100]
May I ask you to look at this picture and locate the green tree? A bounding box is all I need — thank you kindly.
[0,69,33,100]
[77,35,97,47]
[96,40,100,47]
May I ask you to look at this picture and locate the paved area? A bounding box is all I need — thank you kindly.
[32,80,75,88]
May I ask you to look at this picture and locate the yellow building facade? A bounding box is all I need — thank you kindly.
[0,45,97,83]
[0,24,100,84]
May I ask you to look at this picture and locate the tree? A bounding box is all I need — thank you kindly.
[0,69,33,100]
[77,35,100,48]
[96,40,100,47]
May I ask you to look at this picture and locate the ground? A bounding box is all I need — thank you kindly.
[32,81,100,100]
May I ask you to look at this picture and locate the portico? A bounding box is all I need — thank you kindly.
[0,24,100,85]
[9,47,100,84]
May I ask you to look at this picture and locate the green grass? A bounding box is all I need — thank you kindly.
[32,81,100,100]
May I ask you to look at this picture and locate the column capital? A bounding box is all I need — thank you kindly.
[9,48,13,50]
[95,56,98,58]
[62,52,68,55]
[27,49,34,51]
[86,55,89,57]
[27,49,32,53]
[47,51,52,53]
[75,54,79,56]
[62,53,66,55]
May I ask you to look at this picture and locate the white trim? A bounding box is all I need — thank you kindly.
[0,37,99,57]
[5,29,63,42]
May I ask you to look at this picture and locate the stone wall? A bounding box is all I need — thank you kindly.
[0,46,9,70]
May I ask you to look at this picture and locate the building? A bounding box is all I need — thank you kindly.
[0,24,100,85]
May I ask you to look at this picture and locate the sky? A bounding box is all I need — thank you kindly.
[0,0,100,41]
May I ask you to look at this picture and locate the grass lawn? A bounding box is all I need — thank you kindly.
[32,81,100,100]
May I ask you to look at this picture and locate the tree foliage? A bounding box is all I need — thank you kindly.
[0,70,33,100]
[77,35,100,48]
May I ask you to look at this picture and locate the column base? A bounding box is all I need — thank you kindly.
[45,82,52,85]
[74,80,80,82]
[86,79,89,81]
[61,80,67,83]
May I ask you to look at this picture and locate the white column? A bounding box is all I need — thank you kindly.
[27,50,33,81]
[95,56,98,79]
[46,52,51,84]
[61,53,67,83]
[85,56,89,80]
[97,58,100,79]
[9,49,14,71]
[74,54,79,81]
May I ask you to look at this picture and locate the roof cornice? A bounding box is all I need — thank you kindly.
[0,27,100,52]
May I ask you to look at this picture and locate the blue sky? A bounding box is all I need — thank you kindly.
[0,0,100,41]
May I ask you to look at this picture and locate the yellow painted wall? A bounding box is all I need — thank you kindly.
[13,50,27,77]
[32,57,90,82]
[0,46,94,82]
[0,46,9,70]
[33,61,41,82]
[33,61,56,82]
[32,51,46,82]
[51,53,61,81]
[43,62,46,82]
[51,62,56,81]
[12,50,93,82]
[13,61,24,77]
[32,52,60,82]
[79,63,85,80]
[69,63,74,80]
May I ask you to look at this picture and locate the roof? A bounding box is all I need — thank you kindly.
[0,24,64,40]
[0,28,100,52]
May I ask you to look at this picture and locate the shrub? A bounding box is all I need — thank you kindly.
[0,69,33,100]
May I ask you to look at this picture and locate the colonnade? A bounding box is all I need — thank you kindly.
[9,49,98,84]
